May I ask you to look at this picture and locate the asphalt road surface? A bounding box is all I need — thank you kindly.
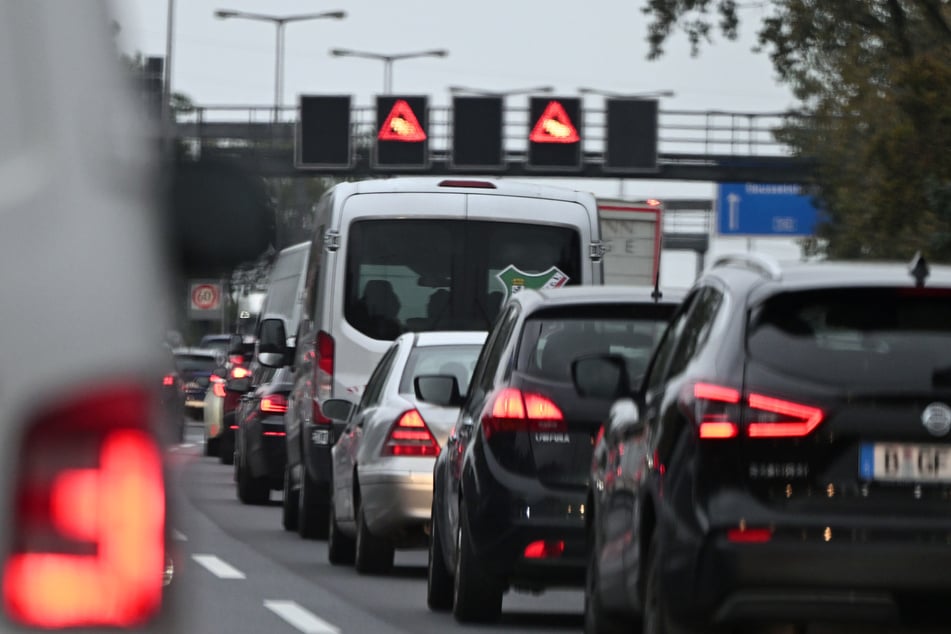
[168,421,943,634]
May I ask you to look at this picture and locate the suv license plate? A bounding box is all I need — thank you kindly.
[859,442,951,483]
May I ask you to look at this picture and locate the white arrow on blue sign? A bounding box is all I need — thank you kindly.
[716,182,820,236]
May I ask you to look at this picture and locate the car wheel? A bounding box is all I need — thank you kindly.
[584,535,636,634]
[452,502,503,623]
[426,498,453,611]
[282,465,299,531]
[354,500,394,575]
[643,539,710,634]
[327,495,355,565]
[219,431,234,466]
[204,433,218,457]
[297,466,328,540]
[236,456,269,505]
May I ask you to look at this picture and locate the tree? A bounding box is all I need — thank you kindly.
[643,0,951,260]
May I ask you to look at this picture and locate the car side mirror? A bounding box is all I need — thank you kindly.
[321,398,355,422]
[257,318,287,368]
[608,398,644,439]
[414,375,464,407]
[571,354,630,400]
[226,376,252,394]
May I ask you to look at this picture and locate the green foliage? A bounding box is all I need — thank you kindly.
[643,0,951,261]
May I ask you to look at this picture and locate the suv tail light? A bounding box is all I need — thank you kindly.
[228,354,244,365]
[211,376,227,398]
[481,388,565,440]
[3,384,165,628]
[161,373,176,387]
[230,366,250,380]
[383,410,440,457]
[684,382,824,439]
[313,331,334,424]
[261,394,288,414]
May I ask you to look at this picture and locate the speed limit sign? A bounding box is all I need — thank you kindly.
[188,280,223,320]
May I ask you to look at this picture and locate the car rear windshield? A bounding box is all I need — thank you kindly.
[517,304,675,387]
[748,287,951,389]
[345,219,581,339]
[174,355,219,374]
[398,344,484,397]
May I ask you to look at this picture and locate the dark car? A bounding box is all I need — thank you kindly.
[203,335,255,464]
[427,286,681,623]
[173,348,224,419]
[584,254,951,634]
[161,346,186,443]
[233,366,293,505]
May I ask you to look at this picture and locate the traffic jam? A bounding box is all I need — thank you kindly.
[162,178,951,634]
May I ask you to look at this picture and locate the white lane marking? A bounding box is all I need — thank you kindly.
[180,443,196,449]
[172,529,188,542]
[264,600,340,634]
[191,554,246,579]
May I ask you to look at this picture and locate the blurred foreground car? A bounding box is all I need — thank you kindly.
[584,254,951,634]
[428,286,681,623]
[325,331,486,573]
[233,366,294,504]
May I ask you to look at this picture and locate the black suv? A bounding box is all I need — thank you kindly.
[584,254,951,634]
[428,286,681,623]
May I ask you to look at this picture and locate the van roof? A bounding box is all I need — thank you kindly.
[334,177,595,204]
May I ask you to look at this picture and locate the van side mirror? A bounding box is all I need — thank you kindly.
[321,398,355,422]
[571,354,630,400]
[257,318,287,368]
[415,375,464,407]
[608,398,644,439]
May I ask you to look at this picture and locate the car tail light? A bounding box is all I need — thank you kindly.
[382,410,440,457]
[481,388,565,440]
[313,331,334,424]
[437,179,496,189]
[523,540,565,559]
[727,527,772,543]
[3,384,165,628]
[261,394,288,414]
[161,374,176,387]
[211,376,227,398]
[746,393,823,438]
[229,354,244,365]
[685,382,824,439]
[230,366,250,380]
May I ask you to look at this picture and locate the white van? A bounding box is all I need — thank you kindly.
[277,177,603,538]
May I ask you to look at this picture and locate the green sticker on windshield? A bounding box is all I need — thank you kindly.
[496,265,569,302]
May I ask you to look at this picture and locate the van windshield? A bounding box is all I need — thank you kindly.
[345,219,581,339]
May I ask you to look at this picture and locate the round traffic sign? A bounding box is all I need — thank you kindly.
[191,284,220,311]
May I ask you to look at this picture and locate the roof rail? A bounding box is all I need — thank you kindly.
[711,253,783,281]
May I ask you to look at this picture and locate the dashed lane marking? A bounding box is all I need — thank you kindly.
[191,554,246,579]
[172,529,188,542]
[264,600,341,634]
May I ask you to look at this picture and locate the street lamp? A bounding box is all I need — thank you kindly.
[329,48,448,94]
[448,84,555,97]
[577,87,675,99]
[215,9,346,119]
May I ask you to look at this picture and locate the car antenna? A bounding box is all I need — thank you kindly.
[909,251,930,288]
[651,259,663,302]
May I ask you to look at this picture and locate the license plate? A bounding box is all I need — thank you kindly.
[859,442,951,483]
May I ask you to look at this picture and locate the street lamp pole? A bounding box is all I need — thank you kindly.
[329,48,448,94]
[215,9,346,120]
[161,0,176,153]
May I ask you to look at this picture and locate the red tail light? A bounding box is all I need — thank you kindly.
[383,410,440,457]
[314,331,335,424]
[727,527,773,543]
[211,376,227,398]
[746,393,823,438]
[230,366,250,379]
[261,394,288,414]
[228,354,244,365]
[482,388,565,440]
[3,385,165,628]
[161,374,175,387]
[686,382,824,439]
[523,540,565,559]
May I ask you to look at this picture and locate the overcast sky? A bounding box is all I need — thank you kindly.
[116,0,804,286]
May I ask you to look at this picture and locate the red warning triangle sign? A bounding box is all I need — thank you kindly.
[529,100,580,144]
[378,99,427,142]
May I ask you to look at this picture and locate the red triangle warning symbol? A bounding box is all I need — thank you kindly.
[378,99,427,142]
[529,101,580,144]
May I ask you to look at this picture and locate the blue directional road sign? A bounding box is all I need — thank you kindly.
[716,182,820,236]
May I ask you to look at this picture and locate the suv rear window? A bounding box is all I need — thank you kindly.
[516,304,674,387]
[345,219,581,339]
[748,287,951,389]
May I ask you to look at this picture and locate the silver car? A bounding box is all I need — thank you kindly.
[327,331,487,573]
